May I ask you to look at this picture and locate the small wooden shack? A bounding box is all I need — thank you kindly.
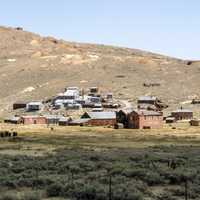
[26,102,43,112]
[58,117,72,126]
[13,102,27,110]
[137,96,157,105]
[190,119,200,126]
[45,115,63,125]
[165,117,176,124]
[4,116,21,124]
[89,87,99,94]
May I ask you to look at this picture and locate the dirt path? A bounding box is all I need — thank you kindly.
[119,100,133,109]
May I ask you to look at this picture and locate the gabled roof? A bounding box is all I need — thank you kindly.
[132,110,162,116]
[82,112,116,120]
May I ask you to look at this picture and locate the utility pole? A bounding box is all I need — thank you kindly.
[185,178,188,200]
[108,174,112,200]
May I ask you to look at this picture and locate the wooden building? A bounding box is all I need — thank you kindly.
[45,115,63,125]
[137,96,157,105]
[165,117,176,124]
[190,119,200,126]
[58,117,72,126]
[21,116,46,125]
[89,87,99,94]
[127,110,163,129]
[171,109,193,121]
[137,104,158,111]
[4,116,21,124]
[26,102,43,112]
[13,102,27,110]
[81,111,116,127]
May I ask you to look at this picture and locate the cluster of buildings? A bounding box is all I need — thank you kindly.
[5,86,199,129]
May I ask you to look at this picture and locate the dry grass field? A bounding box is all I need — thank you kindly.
[0,123,200,156]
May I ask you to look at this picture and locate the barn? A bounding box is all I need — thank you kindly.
[127,110,163,129]
[81,111,116,127]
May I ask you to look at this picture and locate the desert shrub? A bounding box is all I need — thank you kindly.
[46,182,64,197]
[16,176,53,189]
[113,185,143,200]
[157,193,176,200]
[188,183,200,199]
[0,193,19,200]
[142,171,163,186]
[21,191,41,200]
[122,168,146,179]
[72,183,107,200]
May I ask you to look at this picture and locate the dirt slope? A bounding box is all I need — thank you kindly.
[0,26,200,116]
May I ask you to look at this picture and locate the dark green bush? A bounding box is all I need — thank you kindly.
[46,182,64,197]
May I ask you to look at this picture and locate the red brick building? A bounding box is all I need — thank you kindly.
[21,116,47,125]
[81,112,116,127]
[127,110,163,129]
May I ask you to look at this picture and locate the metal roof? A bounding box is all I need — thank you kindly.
[5,116,21,121]
[64,90,79,96]
[59,117,71,122]
[133,110,162,116]
[70,119,91,124]
[84,112,116,119]
[138,96,157,101]
[172,109,193,113]
[44,115,63,119]
[22,115,45,118]
[27,102,43,105]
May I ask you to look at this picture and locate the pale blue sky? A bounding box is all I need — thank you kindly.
[1,0,200,59]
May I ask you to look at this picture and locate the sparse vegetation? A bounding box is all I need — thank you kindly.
[0,125,199,199]
[0,145,200,199]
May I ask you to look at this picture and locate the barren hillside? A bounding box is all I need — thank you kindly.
[0,26,200,116]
